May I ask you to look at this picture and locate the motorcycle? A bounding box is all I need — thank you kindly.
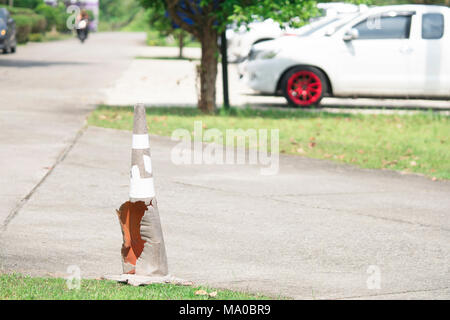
[76,19,89,43]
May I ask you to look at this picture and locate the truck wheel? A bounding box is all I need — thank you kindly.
[282,66,327,108]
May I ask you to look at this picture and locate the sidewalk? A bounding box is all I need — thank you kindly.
[2,126,448,299]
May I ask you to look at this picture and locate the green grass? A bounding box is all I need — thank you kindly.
[28,32,72,43]
[88,106,450,180]
[0,274,267,300]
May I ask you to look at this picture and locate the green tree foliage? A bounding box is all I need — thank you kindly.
[3,0,42,9]
[99,0,142,30]
[35,2,69,32]
[140,1,191,58]
[140,0,319,113]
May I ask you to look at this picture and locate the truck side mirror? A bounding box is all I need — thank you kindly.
[343,28,359,41]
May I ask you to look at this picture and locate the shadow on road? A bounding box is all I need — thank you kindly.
[0,59,89,68]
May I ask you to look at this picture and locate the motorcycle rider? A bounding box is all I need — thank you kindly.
[76,9,90,41]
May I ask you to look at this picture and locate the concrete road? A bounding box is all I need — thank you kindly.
[0,32,449,299]
[1,127,449,299]
[0,32,147,225]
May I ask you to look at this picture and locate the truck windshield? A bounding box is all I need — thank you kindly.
[326,14,362,35]
[298,17,341,36]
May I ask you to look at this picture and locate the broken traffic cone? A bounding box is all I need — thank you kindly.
[116,103,169,277]
[104,104,191,287]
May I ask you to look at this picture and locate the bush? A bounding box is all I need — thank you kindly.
[56,11,70,33]
[10,0,43,9]
[35,3,59,31]
[1,6,35,15]
[28,32,43,42]
[0,2,71,42]
[30,14,46,33]
[1,5,47,43]
[12,14,32,43]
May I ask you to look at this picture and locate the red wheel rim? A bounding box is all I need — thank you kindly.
[287,71,322,106]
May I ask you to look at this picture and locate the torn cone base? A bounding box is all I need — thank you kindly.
[116,201,168,276]
[102,274,193,287]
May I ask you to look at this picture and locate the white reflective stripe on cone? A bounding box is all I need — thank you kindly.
[132,134,150,149]
[143,155,152,174]
[129,178,155,198]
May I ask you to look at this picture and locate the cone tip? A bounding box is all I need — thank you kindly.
[133,103,148,134]
[134,103,145,112]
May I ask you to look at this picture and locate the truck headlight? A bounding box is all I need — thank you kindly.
[250,49,279,61]
[0,29,6,36]
[259,50,279,59]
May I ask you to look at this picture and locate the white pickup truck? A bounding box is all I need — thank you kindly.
[243,5,450,107]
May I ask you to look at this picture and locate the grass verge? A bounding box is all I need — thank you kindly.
[0,274,267,300]
[28,32,72,43]
[88,106,450,180]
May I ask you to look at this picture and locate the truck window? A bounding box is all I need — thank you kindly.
[354,14,412,39]
[422,13,444,39]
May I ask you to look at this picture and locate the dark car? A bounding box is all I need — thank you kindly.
[0,8,17,54]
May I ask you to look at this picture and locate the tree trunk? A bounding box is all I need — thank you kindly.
[198,29,218,114]
[178,31,184,59]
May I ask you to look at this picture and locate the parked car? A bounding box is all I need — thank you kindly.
[242,5,450,107]
[0,8,16,54]
[226,2,367,62]
[237,12,364,78]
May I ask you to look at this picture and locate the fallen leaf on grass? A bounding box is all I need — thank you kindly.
[308,142,316,148]
[297,148,305,154]
[382,159,398,166]
[410,161,417,167]
[195,290,208,296]
[209,291,218,298]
